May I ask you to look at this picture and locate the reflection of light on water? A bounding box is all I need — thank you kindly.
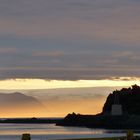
[0,124,126,135]
[0,123,139,139]
[0,124,100,135]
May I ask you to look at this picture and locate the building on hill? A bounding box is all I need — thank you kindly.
[111,104,122,116]
[111,92,122,116]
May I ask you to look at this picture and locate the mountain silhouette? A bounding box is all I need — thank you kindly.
[0,92,43,106]
[0,92,46,117]
[57,85,140,129]
[102,85,140,115]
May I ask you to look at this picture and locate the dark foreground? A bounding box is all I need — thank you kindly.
[0,117,62,124]
[57,113,140,129]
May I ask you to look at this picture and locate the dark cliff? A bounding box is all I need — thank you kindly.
[102,85,140,115]
[57,85,140,128]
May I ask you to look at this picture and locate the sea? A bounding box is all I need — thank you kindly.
[0,123,138,140]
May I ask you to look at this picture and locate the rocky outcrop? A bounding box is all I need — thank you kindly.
[57,85,140,129]
[102,85,140,115]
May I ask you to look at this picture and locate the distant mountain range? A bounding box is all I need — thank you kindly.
[0,92,46,117]
[0,92,43,106]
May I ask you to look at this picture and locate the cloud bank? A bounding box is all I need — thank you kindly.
[0,0,140,80]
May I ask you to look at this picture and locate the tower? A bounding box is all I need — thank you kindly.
[111,93,122,116]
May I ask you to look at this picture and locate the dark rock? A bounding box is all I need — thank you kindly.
[58,85,140,129]
[103,85,140,115]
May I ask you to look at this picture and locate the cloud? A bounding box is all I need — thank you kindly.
[0,1,140,80]
[32,51,64,57]
[0,47,19,54]
[0,0,139,44]
[0,47,139,80]
[0,66,140,80]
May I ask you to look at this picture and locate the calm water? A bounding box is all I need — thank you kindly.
[0,123,136,140]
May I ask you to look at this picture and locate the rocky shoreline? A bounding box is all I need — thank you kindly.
[57,85,140,129]
[57,113,140,129]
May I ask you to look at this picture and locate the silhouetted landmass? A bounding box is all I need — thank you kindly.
[0,92,44,107]
[0,92,47,116]
[57,85,140,129]
[0,117,62,124]
[103,85,140,115]
[57,113,130,129]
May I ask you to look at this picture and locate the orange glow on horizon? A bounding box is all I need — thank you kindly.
[0,77,139,118]
[0,98,106,118]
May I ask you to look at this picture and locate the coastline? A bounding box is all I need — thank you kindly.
[57,113,140,129]
[0,117,62,124]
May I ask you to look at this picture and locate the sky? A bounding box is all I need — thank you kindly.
[0,0,140,117]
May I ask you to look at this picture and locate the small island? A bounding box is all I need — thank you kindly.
[57,85,140,129]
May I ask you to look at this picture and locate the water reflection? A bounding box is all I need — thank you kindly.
[0,123,139,139]
[0,124,98,135]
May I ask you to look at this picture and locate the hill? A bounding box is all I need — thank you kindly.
[57,85,140,128]
[0,92,43,106]
[0,92,46,117]
[102,85,140,115]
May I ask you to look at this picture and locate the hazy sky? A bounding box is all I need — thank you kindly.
[0,0,140,82]
[0,0,140,117]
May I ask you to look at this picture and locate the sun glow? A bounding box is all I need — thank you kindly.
[0,77,140,90]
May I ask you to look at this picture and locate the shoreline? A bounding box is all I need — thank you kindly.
[0,117,62,124]
[57,113,140,129]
